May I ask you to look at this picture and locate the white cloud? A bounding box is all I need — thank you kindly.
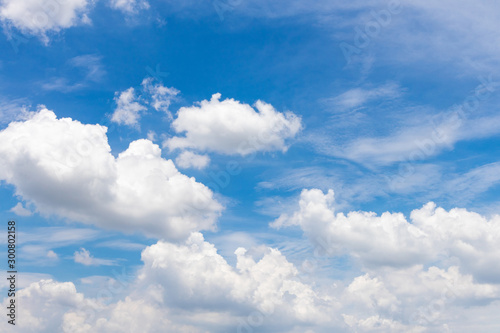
[136,232,333,328]
[0,0,92,43]
[95,239,146,251]
[175,151,210,170]
[47,250,58,259]
[146,130,157,141]
[111,87,147,126]
[0,108,222,240]
[0,278,202,333]
[74,248,116,266]
[20,227,102,246]
[313,104,500,167]
[164,93,302,156]
[108,0,150,13]
[272,189,500,283]
[111,78,179,126]
[439,162,500,204]
[0,98,32,125]
[0,279,99,332]
[10,202,32,216]
[141,77,179,119]
[4,229,500,332]
[69,54,105,82]
[333,111,460,166]
[324,83,401,111]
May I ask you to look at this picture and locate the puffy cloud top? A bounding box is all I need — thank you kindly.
[164,93,302,156]
[0,108,222,240]
[272,189,500,282]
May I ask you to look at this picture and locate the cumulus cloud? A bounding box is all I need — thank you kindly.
[111,87,147,126]
[272,189,500,282]
[111,78,179,126]
[175,151,210,170]
[1,234,335,332]
[164,93,302,156]
[0,0,92,42]
[137,232,331,323]
[3,230,500,332]
[0,279,99,332]
[0,278,203,333]
[0,108,222,240]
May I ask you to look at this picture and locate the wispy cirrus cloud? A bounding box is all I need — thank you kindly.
[41,54,106,92]
[322,82,402,112]
[74,248,117,266]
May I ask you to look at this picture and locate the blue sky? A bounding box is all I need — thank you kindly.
[1,1,500,332]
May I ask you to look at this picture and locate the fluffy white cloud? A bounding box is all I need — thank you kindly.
[137,232,331,324]
[272,189,500,282]
[111,79,179,126]
[0,279,200,333]
[3,231,500,332]
[0,108,222,240]
[0,234,335,332]
[111,87,147,126]
[0,279,100,332]
[164,93,302,156]
[0,0,92,42]
[141,78,179,118]
[175,151,210,170]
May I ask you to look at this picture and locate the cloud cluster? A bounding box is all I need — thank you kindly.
[164,93,302,156]
[137,232,331,322]
[4,228,500,332]
[111,78,179,126]
[272,189,500,282]
[111,87,147,126]
[0,233,336,332]
[0,108,222,240]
